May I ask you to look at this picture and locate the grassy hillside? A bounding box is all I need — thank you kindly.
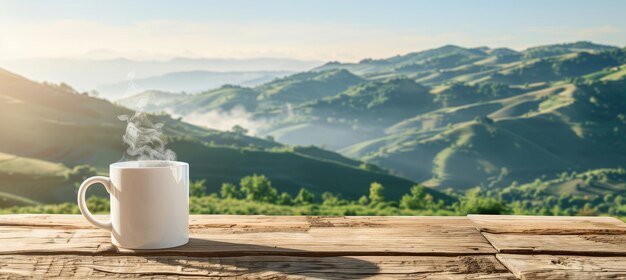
[304,78,434,124]
[5,41,626,210]
[361,79,626,189]
[172,85,260,113]
[315,45,491,79]
[0,68,441,206]
[502,168,626,198]
[388,84,569,133]
[0,152,75,207]
[118,69,365,117]
[118,85,263,117]
[521,41,618,59]
[257,69,365,106]
[0,67,215,169]
[171,140,439,200]
[263,122,377,150]
[139,43,626,198]
[492,48,626,84]
[88,43,626,201]
[258,78,435,150]
[496,168,626,216]
[314,42,622,87]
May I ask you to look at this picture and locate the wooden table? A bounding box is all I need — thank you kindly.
[0,215,624,279]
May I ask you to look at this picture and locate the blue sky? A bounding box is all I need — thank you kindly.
[1,0,625,61]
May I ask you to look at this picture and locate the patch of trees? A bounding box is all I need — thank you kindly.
[3,172,624,218]
[435,82,522,107]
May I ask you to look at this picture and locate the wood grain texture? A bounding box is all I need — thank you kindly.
[2,214,626,278]
[483,232,626,255]
[0,214,310,229]
[497,254,626,280]
[0,215,496,256]
[468,215,626,234]
[0,255,515,279]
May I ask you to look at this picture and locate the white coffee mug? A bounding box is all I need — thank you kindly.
[77,160,189,249]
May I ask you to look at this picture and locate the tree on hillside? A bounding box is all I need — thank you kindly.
[65,165,98,188]
[58,82,78,94]
[86,196,110,213]
[577,204,599,216]
[369,182,385,204]
[400,185,428,210]
[358,195,369,205]
[322,192,342,206]
[190,180,207,197]
[220,182,240,199]
[457,188,507,214]
[240,174,278,203]
[294,188,315,204]
[278,192,293,205]
[231,125,249,136]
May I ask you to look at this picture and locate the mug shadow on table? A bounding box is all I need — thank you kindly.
[140,238,380,278]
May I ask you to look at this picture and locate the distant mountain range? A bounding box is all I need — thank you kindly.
[121,41,626,196]
[98,70,292,99]
[0,57,322,97]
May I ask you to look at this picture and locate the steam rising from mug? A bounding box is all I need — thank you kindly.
[118,112,176,161]
[117,71,176,162]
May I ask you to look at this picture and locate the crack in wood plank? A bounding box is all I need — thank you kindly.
[496,254,626,280]
[466,216,626,257]
[467,215,626,278]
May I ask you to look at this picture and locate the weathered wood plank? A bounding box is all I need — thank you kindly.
[0,215,486,230]
[0,215,496,256]
[483,232,626,255]
[0,214,310,229]
[468,215,626,234]
[0,255,515,279]
[468,215,626,255]
[496,254,626,280]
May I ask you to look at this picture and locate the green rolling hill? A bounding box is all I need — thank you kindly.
[356,80,626,189]
[112,42,626,199]
[492,49,626,84]
[520,41,618,59]
[171,85,261,113]
[314,45,491,80]
[501,168,626,199]
[251,78,435,150]
[0,152,69,207]
[0,68,442,206]
[4,41,626,210]
[256,69,365,106]
[171,140,443,201]
[497,168,626,216]
[315,41,622,86]
[119,69,366,116]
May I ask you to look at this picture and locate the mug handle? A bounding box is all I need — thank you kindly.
[77,176,113,231]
